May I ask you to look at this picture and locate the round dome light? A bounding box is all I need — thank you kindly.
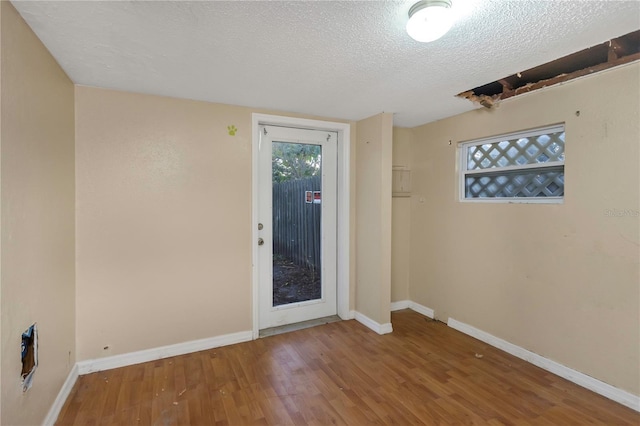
[406,0,454,43]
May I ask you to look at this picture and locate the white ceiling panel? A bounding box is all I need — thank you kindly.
[11,0,640,127]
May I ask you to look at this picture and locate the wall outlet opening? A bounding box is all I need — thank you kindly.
[21,323,38,392]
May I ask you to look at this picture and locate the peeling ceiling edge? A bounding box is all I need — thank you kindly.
[457,30,640,109]
[488,58,640,107]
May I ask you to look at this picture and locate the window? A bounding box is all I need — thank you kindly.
[460,124,565,203]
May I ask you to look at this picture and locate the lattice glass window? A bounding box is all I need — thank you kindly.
[460,124,565,202]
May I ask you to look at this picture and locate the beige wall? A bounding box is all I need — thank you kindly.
[0,4,3,421]
[75,86,252,360]
[1,2,76,425]
[391,127,413,302]
[355,113,393,325]
[409,63,640,394]
[75,86,356,360]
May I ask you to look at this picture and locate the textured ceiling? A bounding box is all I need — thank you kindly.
[11,0,640,127]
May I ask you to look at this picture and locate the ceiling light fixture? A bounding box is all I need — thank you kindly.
[406,0,454,43]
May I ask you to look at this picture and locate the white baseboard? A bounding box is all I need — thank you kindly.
[354,311,393,335]
[77,330,253,375]
[391,300,435,319]
[42,363,79,426]
[408,301,435,318]
[448,317,640,413]
[390,300,410,311]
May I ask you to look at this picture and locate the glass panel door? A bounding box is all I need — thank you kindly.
[258,126,337,329]
[272,142,323,306]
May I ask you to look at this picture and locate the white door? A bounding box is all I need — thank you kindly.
[258,125,337,329]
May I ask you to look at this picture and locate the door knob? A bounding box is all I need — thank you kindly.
[258,238,264,246]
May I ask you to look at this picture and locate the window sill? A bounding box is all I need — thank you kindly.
[459,197,564,204]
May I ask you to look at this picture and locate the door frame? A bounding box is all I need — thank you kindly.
[251,113,351,338]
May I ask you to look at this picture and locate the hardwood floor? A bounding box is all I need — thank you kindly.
[56,310,639,425]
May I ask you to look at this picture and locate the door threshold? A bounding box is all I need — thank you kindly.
[259,315,341,338]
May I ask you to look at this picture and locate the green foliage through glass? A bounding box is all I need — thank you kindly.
[272,142,322,183]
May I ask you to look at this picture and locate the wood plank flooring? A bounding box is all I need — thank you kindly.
[56,310,640,425]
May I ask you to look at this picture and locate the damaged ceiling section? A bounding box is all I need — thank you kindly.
[457,30,640,108]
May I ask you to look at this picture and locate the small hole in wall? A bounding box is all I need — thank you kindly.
[21,323,38,392]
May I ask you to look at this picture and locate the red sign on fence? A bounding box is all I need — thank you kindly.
[305,191,321,204]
